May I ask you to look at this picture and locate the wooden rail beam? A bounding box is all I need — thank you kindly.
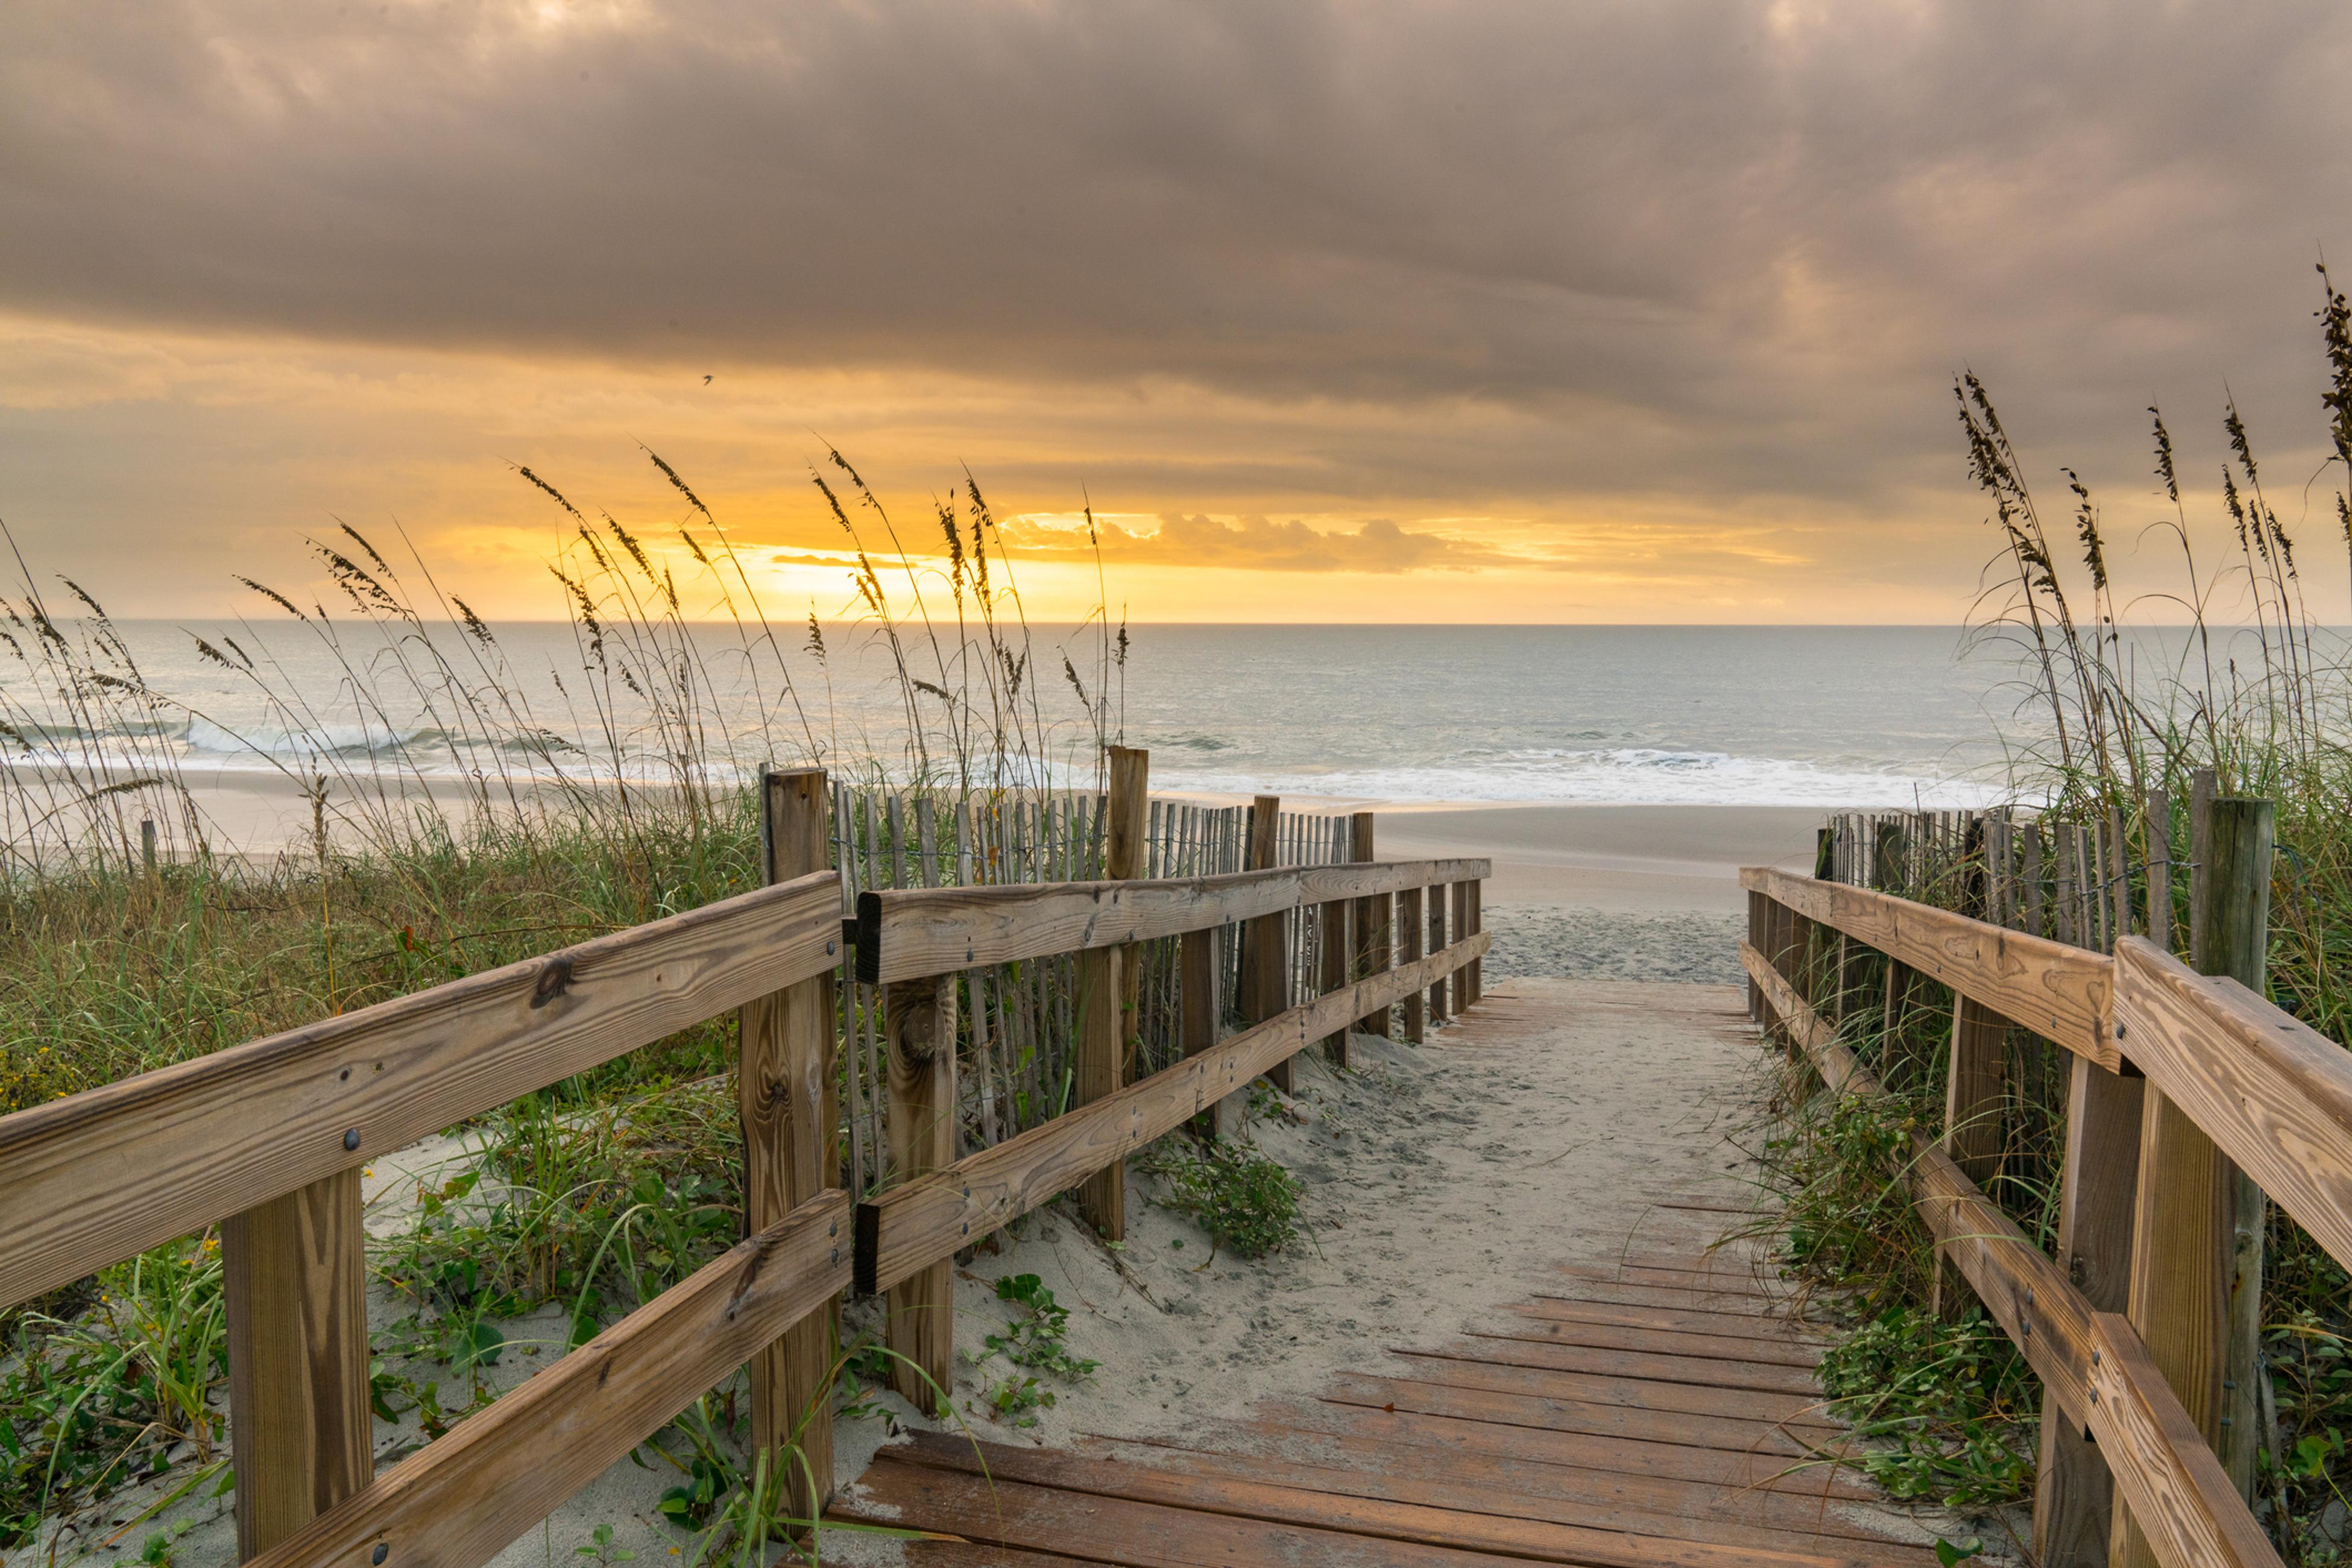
[856,857,1490,986]
[247,1192,852,1568]
[1741,938,2281,1568]
[856,931,1490,1296]
[1739,866,2117,1068]
[0,870,842,1313]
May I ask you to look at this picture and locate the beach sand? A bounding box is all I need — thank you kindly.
[1377,802,1823,987]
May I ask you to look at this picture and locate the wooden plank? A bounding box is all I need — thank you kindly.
[1243,794,1291,1093]
[2117,794,2273,1566]
[2090,1311,2286,1568]
[1319,890,1352,1065]
[1466,1314,1823,1368]
[1452,881,1473,1012]
[1255,1397,1879,1499]
[856,857,1491,984]
[247,1192,851,1568]
[1107,746,1150,1083]
[2109,937,2352,1285]
[1934,990,2007,1320]
[883,974,957,1406]
[738,767,838,1520]
[1427,871,1448,1025]
[0,869,842,1312]
[1744,939,2281,1568]
[1352,812,1393,1037]
[1325,1373,1819,1458]
[857,931,1487,1293]
[1509,1297,1829,1349]
[1099,1416,1894,1535]
[1179,925,1235,1141]
[1385,1353,1841,1432]
[1414,1335,1820,1396]
[870,1436,1911,1568]
[1075,945,1126,1238]
[222,1169,371,1560]
[1400,886,1427,1043]
[1466,878,1482,1003]
[1741,865,2116,1066]
[2032,1050,2144,1567]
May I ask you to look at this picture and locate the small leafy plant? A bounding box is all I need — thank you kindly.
[1142,1141,1301,1259]
[973,1274,1097,1426]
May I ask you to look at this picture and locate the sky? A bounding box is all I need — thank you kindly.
[4,1,2352,625]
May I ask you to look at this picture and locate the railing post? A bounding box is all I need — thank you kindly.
[1465,875,1481,1004]
[1074,938,1126,1237]
[222,1170,372,1560]
[1399,884,1426,1042]
[2032,1051,2145,1565]
[1242,794,1291,1091]
[1874,819,1922,1089]
[1935,817,2004,1321]
[1426,875,1449,1026]
[1351,811,1392,1036]
[2111,793,2272,1567]
[1106,747,1149,1079]
[883,972,958,1408]
[2145,789,2174,955]
[740,766,838,1521]
[1451,880,1473,1013]
[1181,923,1234,1139]
[1746,887,1770,1027]
[1319,883,1352,1066]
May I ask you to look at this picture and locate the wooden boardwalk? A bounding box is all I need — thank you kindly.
[830,989,1940,1568]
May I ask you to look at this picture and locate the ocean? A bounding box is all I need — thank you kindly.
[1,620,2045,810]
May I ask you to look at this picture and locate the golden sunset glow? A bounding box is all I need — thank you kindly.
[3,4,2349,624]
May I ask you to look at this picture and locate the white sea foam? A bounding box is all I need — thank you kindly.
[1152,746,2007,808]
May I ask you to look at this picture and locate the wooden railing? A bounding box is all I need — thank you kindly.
[0,757,1487,1568]
[1742,852,2349,1568]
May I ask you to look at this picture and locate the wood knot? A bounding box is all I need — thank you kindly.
[531,955,576,1009]
[898,1009,941,1065]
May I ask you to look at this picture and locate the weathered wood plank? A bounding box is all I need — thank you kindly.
[1400,886,1427,1043]
[883,974,957,1406]
[1741,866,2116,1067]
[222,1170,371,1560]
[869,1435,1912,1568]
[1416,1335,1821,1396]
[856,931,1488,1294]
[1261,1396,1871,1496]
[2092,1311,2284,1568]
[737,767,837,1521]
[2107,942,2352,1286]
[0,869,842,1312]
[1074,945,1125,1238]
[246,1192,851,1568]
[1243,795,1292,1094]
[2032,1050,2143,1567]
[1744,939,2283,1568]
[857,857,1490,984]
[875,1438,1938,1568]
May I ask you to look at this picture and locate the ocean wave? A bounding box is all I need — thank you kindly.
[1151,745,2010,808]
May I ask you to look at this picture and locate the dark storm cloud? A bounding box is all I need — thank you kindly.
[4,1,2351,512]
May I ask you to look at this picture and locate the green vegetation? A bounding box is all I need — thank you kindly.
[0,447,1131,1555]
[971,1273,1098,1427]
[1140,1137,1303,1260]
[1761,265,2352,1555]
